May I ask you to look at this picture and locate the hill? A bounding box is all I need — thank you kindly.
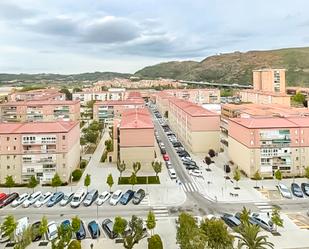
[135,47,309,86]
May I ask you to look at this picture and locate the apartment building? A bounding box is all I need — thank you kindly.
[228,117,309,178]
[113,108,155,171]
[0,100,80,122]
[8,89,65,102]
[0,121,80,184]
[239,69,290,106]
[93,99,144,126]
[168,98,220,153]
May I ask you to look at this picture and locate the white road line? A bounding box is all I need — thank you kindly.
[182,184,188,192]
[191,182,199,192]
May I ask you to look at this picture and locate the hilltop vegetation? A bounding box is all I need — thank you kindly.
[135,47,309,86]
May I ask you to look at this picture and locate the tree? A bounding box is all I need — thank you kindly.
[146,211,156,236]
[28,175,39,193]
[253,171,262,188]
[271,208,283,232]
[84,174,91,191]
[71,216,81,233]
[200,218,234,249]
[68,240,81,249]
[292,92,306,104]
[274,169,282,185]
[106,173,114,192]
[133,162,141,175]
[129,172,138,190]
[148,234,163,249]
[14,226,32,249]
[233,168,241,189]
[304,167,309,182]
[117,161,126,180]
[71,169,82,182]
[72,87,82,93]
[208,149,216,158]
[0,215,17,242]
[39,216,49,242]
[235,223,274,249]
[239,207,251,225]
[60,87,72,100]
[113,216,128,235]
[57,222,72,247]
[5,175,15,193]
[124,215,144,249]
[51,173,62,191]
[205,156,212,171]
[176,212,207,249]
[151,161,162,179]
[84,130,98,144]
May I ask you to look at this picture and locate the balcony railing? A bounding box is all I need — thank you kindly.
[23,149,57,154]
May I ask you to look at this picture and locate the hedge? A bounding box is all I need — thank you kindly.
[118,176,160,185]
[72,169,82,181]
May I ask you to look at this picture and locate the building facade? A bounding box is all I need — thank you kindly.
[0,121,80,184]
[0,100,80,122]
[228,117,309,178]
[8,89,65,102]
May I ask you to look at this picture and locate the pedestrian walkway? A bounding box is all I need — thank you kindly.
[152,206,169,217]
[254,202,274,213]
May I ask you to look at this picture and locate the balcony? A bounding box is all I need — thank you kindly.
[23,149,57,154]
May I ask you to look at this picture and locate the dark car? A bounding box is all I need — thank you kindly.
[183,160,197,167]
[301,183,309,197]
[178,151,190,158]
[61,220,71,230]
[160,148,166,155]
[291,183,303,197]
[102,219,117,239]
[47,192,64,207]
[185,165,200,170]
[132,189,146,205]
[172,142,182,148]
[221,213,241,228]
[0,192,19,208]
[31,221,42,242]
[88,221,100,239]
[76,221,86,240]
[120,190,135,205]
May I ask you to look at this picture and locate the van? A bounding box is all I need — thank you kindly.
[16,217,29,237]
[168,168,177,179]
[83,189,99,206]
[70,188,87,208]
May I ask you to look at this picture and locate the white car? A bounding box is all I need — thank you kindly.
[181,156,192,161]
[109,190,123,206]
[60,192,74,206]
[22,191,42,208]
[70,188,87,208]
[188,170,203,177]
[15,217,29,237]
[278,183,292,199]
[11,193,29,208]
[47,221,58,241]
[34,192,52,207]
[96,191,111,206]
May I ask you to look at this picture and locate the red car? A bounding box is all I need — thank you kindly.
[0,193,8,202]
[163,154,169,161]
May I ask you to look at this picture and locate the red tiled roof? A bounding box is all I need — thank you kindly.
[94,99,144,106]
[0,100,79,106]
[0,121,79,134]
[230,117,299,129]
[120,108,153,129]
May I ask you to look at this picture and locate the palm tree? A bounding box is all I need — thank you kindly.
[235,223,274,249]
[0,215,17,242]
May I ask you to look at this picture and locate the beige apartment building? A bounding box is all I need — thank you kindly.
[0,121,80,184]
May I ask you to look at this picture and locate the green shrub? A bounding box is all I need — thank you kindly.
[118,176,160,185]
[72,169,82,181]
[148,176,160,184]
[80,160,87,169]
[101,150,108,162]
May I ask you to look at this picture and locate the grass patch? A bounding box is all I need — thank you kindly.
[118,176,160,185]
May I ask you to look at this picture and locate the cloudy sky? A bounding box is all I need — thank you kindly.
[0,0,309,74]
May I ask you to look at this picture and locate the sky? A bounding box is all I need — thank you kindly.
[0,0,309,74]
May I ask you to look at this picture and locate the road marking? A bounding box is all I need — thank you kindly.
[254,202,274,213]
[152,207,169,217]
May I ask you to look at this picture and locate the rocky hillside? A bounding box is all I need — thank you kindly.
[135,47,309,86]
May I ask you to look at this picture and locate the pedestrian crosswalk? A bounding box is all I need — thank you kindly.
[180,176,204,193]
[254,202,274,213]
[152,206,169,217]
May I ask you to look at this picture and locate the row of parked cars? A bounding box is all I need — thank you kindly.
[0,216,148,244]
[0,188,146,209]
[278,182,309,199]
[221,212,274,232]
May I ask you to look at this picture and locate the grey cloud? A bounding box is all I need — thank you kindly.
[0,2,36,20]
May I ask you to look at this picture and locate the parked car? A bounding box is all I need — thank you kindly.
[61,220,71,230]
[291,183,304,198]
[47,192,64,207]
[88,220,100,239]
[168,168,177,180]
[34,192,52,208]
[221,213,241,228]
[109,190,123,206]
[172,142,182,148]
[188,170,203,177]
[301,183,309,197]
[0,193,7,203]
[165,161,172,169]
[183,161,197,167]
[102,219,117,239]
[235,212,258,226]
[60,192,74,206]
[16,217,29,237]
[71,188,87,208]
[132,189,146,205]
[11,193,29,207]
[185,165,200,170]
[163,154,169,161]
[47,221,58,241]
[96,191,111,206]
[120,190,135,205]
[160,148,166,155]
[0,192,19,208]
[278,183,293,199]
[84,189,99,206]
[23,191,42,208]
[31,221,42,242]
[76,220,86,240]
[251,213,274,232]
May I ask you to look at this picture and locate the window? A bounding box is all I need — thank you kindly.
[7,156,10,160]
[62,135,66,140]
[6,137,9,141]
[7,165,10,170]
[14,137,17,141]
[13,146,16,150]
